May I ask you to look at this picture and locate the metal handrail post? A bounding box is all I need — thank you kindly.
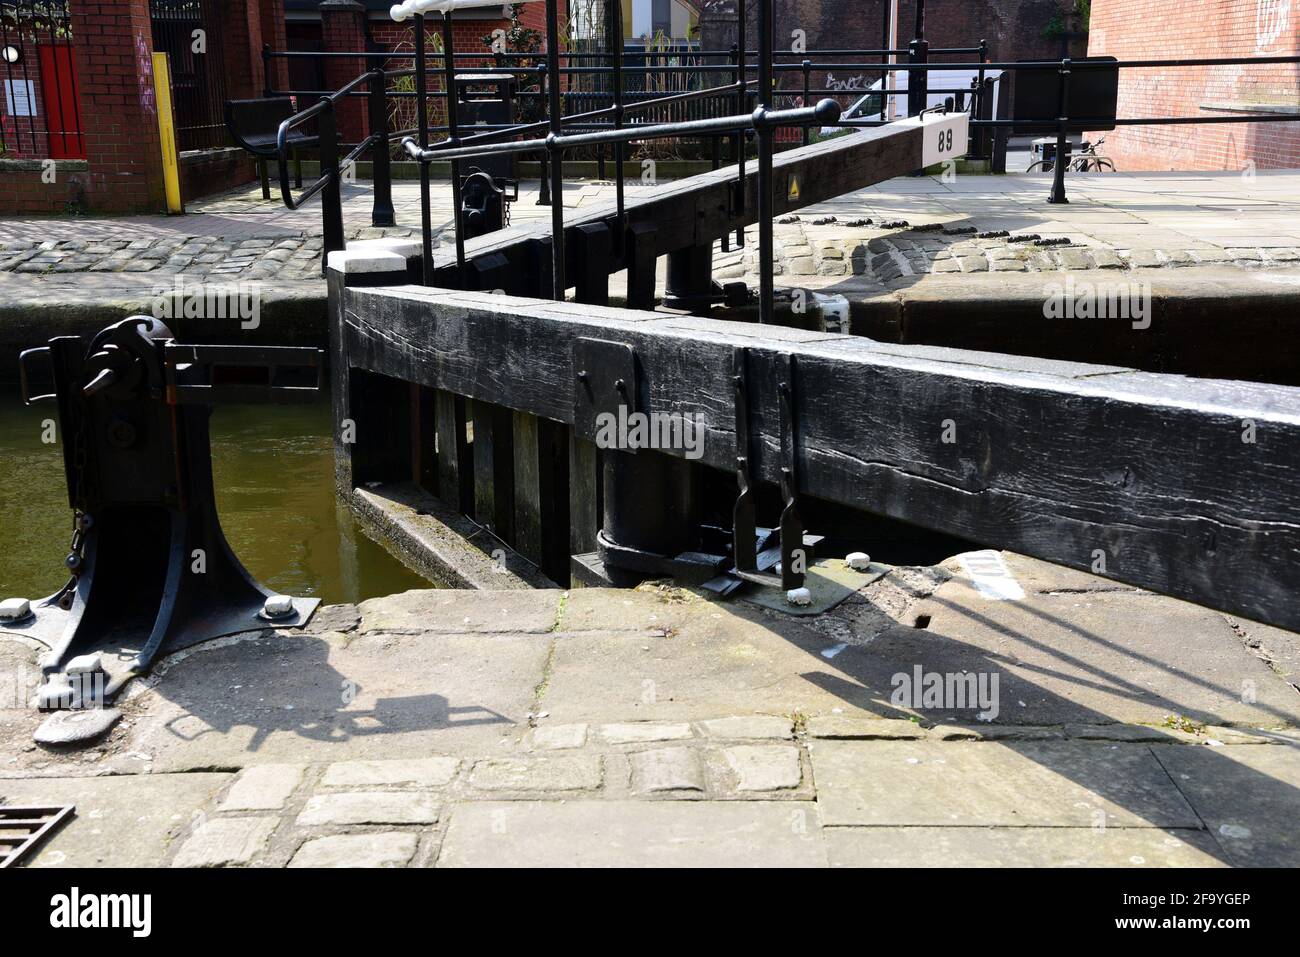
[545,0,566,300]
[801,59,812,146]
[907,38,929,116]
[416,13,433,284]
[879,3,890,121]
[735,2,747,249]
[319,101,345,270]
[977,38,988,160]
[370,69,396,227]
[443,11,466,280]
[537,64,552,206]
[613,0,626,257]
[1049,58,1071,205]
[757,0,774,325]
[724,42,738,253]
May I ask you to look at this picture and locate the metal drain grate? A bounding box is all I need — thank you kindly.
[0,805,75,868]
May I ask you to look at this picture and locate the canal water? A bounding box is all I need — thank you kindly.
[0,388,429,607]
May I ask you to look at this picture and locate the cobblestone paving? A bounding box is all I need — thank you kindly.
[728,218,1300,284]
[2,170,1297,289]
[0,180,610,284]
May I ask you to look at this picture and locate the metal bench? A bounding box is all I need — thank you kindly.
[224,97,319,200]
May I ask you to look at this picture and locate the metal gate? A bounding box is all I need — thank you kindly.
[149,0,229,151]
[0,0,82,159]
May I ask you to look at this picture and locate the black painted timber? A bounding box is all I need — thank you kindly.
[340,284,1300,633]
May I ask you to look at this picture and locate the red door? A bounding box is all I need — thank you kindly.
[37,44,85,160]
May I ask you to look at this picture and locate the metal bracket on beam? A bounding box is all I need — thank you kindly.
[573,337,637,440]
[732,347,758,573]
[731,351,806,593]
[777,355,806,591]
[468,251,512,293]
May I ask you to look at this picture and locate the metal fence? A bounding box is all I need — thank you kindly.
[149,0,229,152]
[0,0,81,160]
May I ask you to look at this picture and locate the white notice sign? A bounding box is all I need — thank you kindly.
[919,110,970,167]
[4,79,36,118]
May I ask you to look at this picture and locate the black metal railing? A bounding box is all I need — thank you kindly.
[0,0,81,160]
[149,0,230,152]
[268,2,1300,282]
[262,43,998,156]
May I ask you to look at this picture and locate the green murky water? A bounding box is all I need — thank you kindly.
[0,388,428,606]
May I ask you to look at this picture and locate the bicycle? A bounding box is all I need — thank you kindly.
[1027,136,1116,173]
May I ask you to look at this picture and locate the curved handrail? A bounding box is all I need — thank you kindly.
[275,68,390,210]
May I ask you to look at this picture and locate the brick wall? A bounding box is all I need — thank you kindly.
[519,1,569,38]
[1089,0,1300,170]
[1,0,285,215]
[67,0,167,214]
[0,160,87,215]
[321,0,370,142]
[179,148,256,203]
[367,12,554,129]
[261,0,292,93]
[223,1,268,101]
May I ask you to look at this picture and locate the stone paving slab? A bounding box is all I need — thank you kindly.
[1152,744,1300,867]
[810,740,1202,828]
[296,791,439,827]
[358,588,561,635]
[118,627,551,770]
[173,817,279,868]
[467,754,604,792]
[825,826,1226,868]
[1228,617,1300,686]
[437,801,827,867]
[816,566,1300,728]
[288,832,418,868]
[319,756,459,788]
[540,616,883,722]
[2,570,1298,867]
[0,773,230,867]
[218,763,306,811]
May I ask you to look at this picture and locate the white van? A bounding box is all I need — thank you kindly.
[825,68,1003,127]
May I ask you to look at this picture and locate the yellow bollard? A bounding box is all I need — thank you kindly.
[152,52,184,214]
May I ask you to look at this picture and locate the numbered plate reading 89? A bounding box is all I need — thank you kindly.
[919,112,970,167]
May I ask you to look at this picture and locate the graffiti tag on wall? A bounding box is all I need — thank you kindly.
[1256,0,1293,51]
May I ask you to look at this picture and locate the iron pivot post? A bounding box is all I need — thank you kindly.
[6,317,323,709]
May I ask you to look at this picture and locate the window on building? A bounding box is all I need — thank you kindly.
[651,0,671,34]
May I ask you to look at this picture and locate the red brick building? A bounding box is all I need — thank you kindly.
[0,0,288,215]
[1088,0,1299,170]
[0,0,550,216]
[284,1,555,140]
